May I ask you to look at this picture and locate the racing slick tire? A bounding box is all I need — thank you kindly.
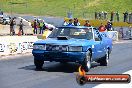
[34,57,44,69]
[99,49,109,66]
[82,51,92,72]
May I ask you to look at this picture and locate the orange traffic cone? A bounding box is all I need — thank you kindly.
[18,30,21,36]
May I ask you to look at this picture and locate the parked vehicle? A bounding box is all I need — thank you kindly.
[0,11,3,24]
[2,15,10,25]
[32,26,112,71]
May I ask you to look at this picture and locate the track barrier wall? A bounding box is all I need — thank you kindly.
[105,31,118,41]
[0,36,39,56]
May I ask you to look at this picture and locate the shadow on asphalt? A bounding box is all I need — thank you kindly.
[19,62,100,73]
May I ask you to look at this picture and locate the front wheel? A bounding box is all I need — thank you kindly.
[99,49,109,66]
[34,57,44,69]
[81,51,92,72]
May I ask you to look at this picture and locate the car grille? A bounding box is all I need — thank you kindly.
[46,44,68,51]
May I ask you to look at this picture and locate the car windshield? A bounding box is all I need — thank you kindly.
[48,27,93,40]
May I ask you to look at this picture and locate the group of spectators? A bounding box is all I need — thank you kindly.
[119,26,132,39]
[31,19,46,34]
[9,17,55,36]
[63,18,80,26]
[9,17,24,36]
[9,17,54,36]
[98,21,113,32]
[95,11,120,22]
[95,11,108,20]
[63,18,91,27]
[63,18,113,32]
[95,11,132,22]
[123,11,132,22]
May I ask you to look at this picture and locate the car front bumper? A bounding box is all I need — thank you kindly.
[32,50,86,62]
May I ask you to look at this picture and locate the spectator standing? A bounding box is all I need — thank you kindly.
[37,19,40,34]
[84,20,91,27]
[119,26,124,38]
[101,11,104,20]
[41,20,46,34]
[96,12,98,19]
[99,12,101,20]
[116,11,120,22]
[39,20,44,34]
[10,18,13,36]
[129,12,132,23]
[95,12,97,19]
[33,20,37,34]
[111,11,114,21]
[18,19,24,35]
[98,23,106,32]
[123,11,128,22]
[128,26,132,38]
[10,18,16,36]
[73,18,80,26]
[67,19,74,26]
[106,21,113,31]
[63,20,68,26]
[104,11,107,20]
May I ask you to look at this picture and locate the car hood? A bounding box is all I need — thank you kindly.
[35,38,94,46]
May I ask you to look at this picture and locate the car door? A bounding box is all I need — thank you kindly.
[93,29,105,59]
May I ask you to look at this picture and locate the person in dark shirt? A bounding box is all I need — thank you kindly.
[33,20,37,34]
[19,19,24,35]
[111,11,114,21]
[123,11,128,22]
[84,20,91,27]
[116,11,120,22]
[10,18,16,36]
[106,21,113,31]
[67,19,74,26]
[73,18,80,26]
[95,12,97,19]
[43,22,47,33]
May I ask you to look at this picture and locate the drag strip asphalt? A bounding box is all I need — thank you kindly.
[0,40,132,88]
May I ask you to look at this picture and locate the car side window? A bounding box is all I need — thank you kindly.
[94,32,100,41]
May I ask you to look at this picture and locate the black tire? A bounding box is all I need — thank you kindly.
[82,51,92,72]
[99,49,109,66]
[34,58,44,69]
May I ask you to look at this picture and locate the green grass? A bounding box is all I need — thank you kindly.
[0,0,132,20]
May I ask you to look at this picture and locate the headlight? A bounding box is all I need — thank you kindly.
[69,46,82,52]
[33,45,46,50]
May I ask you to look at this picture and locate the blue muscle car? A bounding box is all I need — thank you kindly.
[32,26,112,71]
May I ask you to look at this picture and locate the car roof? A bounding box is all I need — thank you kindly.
[57,26,94,29]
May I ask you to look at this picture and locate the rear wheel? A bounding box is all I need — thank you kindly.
[99,49,109,66]
[82,51,92,72]
[34,57,44,69]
